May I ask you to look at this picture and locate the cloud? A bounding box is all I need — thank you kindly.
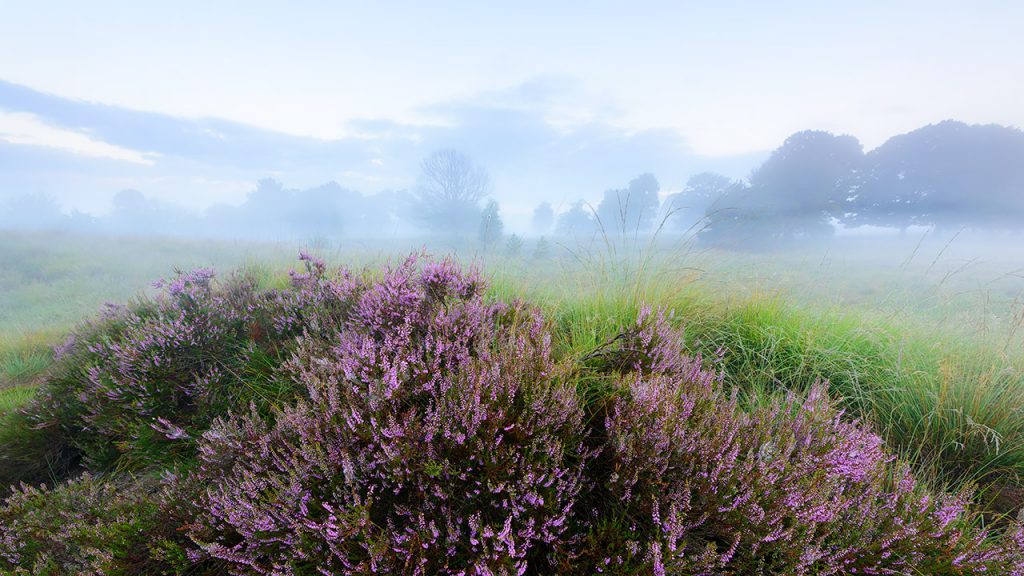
[0,78,766,229]
[0,110,157,165]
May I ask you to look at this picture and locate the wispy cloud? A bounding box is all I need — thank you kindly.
[0,110,158,165]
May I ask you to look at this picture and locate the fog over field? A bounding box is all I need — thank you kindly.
[2,0,1022,378]
[4,3,1024,574]
[1,1,1022,248]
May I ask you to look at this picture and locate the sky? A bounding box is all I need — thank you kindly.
[0,0,1022,228]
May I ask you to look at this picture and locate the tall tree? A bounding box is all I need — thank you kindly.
[0,193,64,230]
[663,172,733,232]
[478,199,504,247]
[505,233,523,257]
[532,236,551,260]
[531,201,554,235]
[414,149,490,236]
[556,201,596,236]
[595,173,661,235]
[708,131,862,248]
[846,121,1024,232]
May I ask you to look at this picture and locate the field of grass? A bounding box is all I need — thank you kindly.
[487,239,1024,502]
[1,229,1023,572]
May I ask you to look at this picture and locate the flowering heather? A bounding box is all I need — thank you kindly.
[574,308,1024,574]
[0,473,189,575]
[186,254,588,574]
[20,266,299,471]
[3,255,1024,574]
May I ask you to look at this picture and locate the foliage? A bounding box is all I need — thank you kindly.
[556,201,596,237]
[700,131,862,248]
[532,236,551,261]
[0,473,198,576]
[11,267,299,473]
[504,233,523,257]
[663,172,733,232]
[849,120,1024,231]
[531,201,554,235]
[571,308,1024,574]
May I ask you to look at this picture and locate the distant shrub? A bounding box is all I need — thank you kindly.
[185,254,588,574]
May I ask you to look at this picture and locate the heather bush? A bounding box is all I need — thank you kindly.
[0,473,193,576]
[7,267,302,473]
[573,308,1024,575]
[186,254,588,575]
[4,254,1024,575]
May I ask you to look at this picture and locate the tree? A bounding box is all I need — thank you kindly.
[531,201,554,235]
[414,149,490,236]
[846,121,1024,232]
[478,199,504,247]
[0,193,64,230]
[702,131,862,249]
[505,233,523,257]
[532,236,551,260]
[595,173,661,236]
[289,182,354,238]
[237,178,292,234]
[110,189,156,234]
[556,201,595,236]
[697,181,759,249]
[664,172,733,233]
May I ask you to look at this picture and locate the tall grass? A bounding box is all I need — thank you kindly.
[490,244,1024,516]
[2,228,1024,513]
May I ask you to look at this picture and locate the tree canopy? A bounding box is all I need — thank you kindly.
[414,149,490,237]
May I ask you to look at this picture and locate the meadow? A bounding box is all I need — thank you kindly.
[1,228,1023,574]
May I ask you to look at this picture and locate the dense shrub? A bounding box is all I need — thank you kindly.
[185,254,588,574]
[7,267,300,473]
[0,473,193,575]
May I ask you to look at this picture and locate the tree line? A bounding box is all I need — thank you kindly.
[3,120,1022,250]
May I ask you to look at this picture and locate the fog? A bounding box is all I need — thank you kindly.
[1,2,1023,260]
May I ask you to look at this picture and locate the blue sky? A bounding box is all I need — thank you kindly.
[0,1,1021,228]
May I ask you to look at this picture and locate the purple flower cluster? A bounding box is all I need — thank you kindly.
[186,254,588,575]
[33,266,296,470]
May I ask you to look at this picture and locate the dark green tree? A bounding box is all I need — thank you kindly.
[505,233,523,257]
[846,121,1024,232]
[664,172,733,232]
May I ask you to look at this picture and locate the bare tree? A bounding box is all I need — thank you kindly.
[415,149,490,235]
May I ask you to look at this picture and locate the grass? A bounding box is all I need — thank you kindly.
[1,230,1024,572]
[0,385,35,417]
[0,331,60,386]
[0,229,301,335]
[489,237,1024,515]
[2,229,1024,514]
